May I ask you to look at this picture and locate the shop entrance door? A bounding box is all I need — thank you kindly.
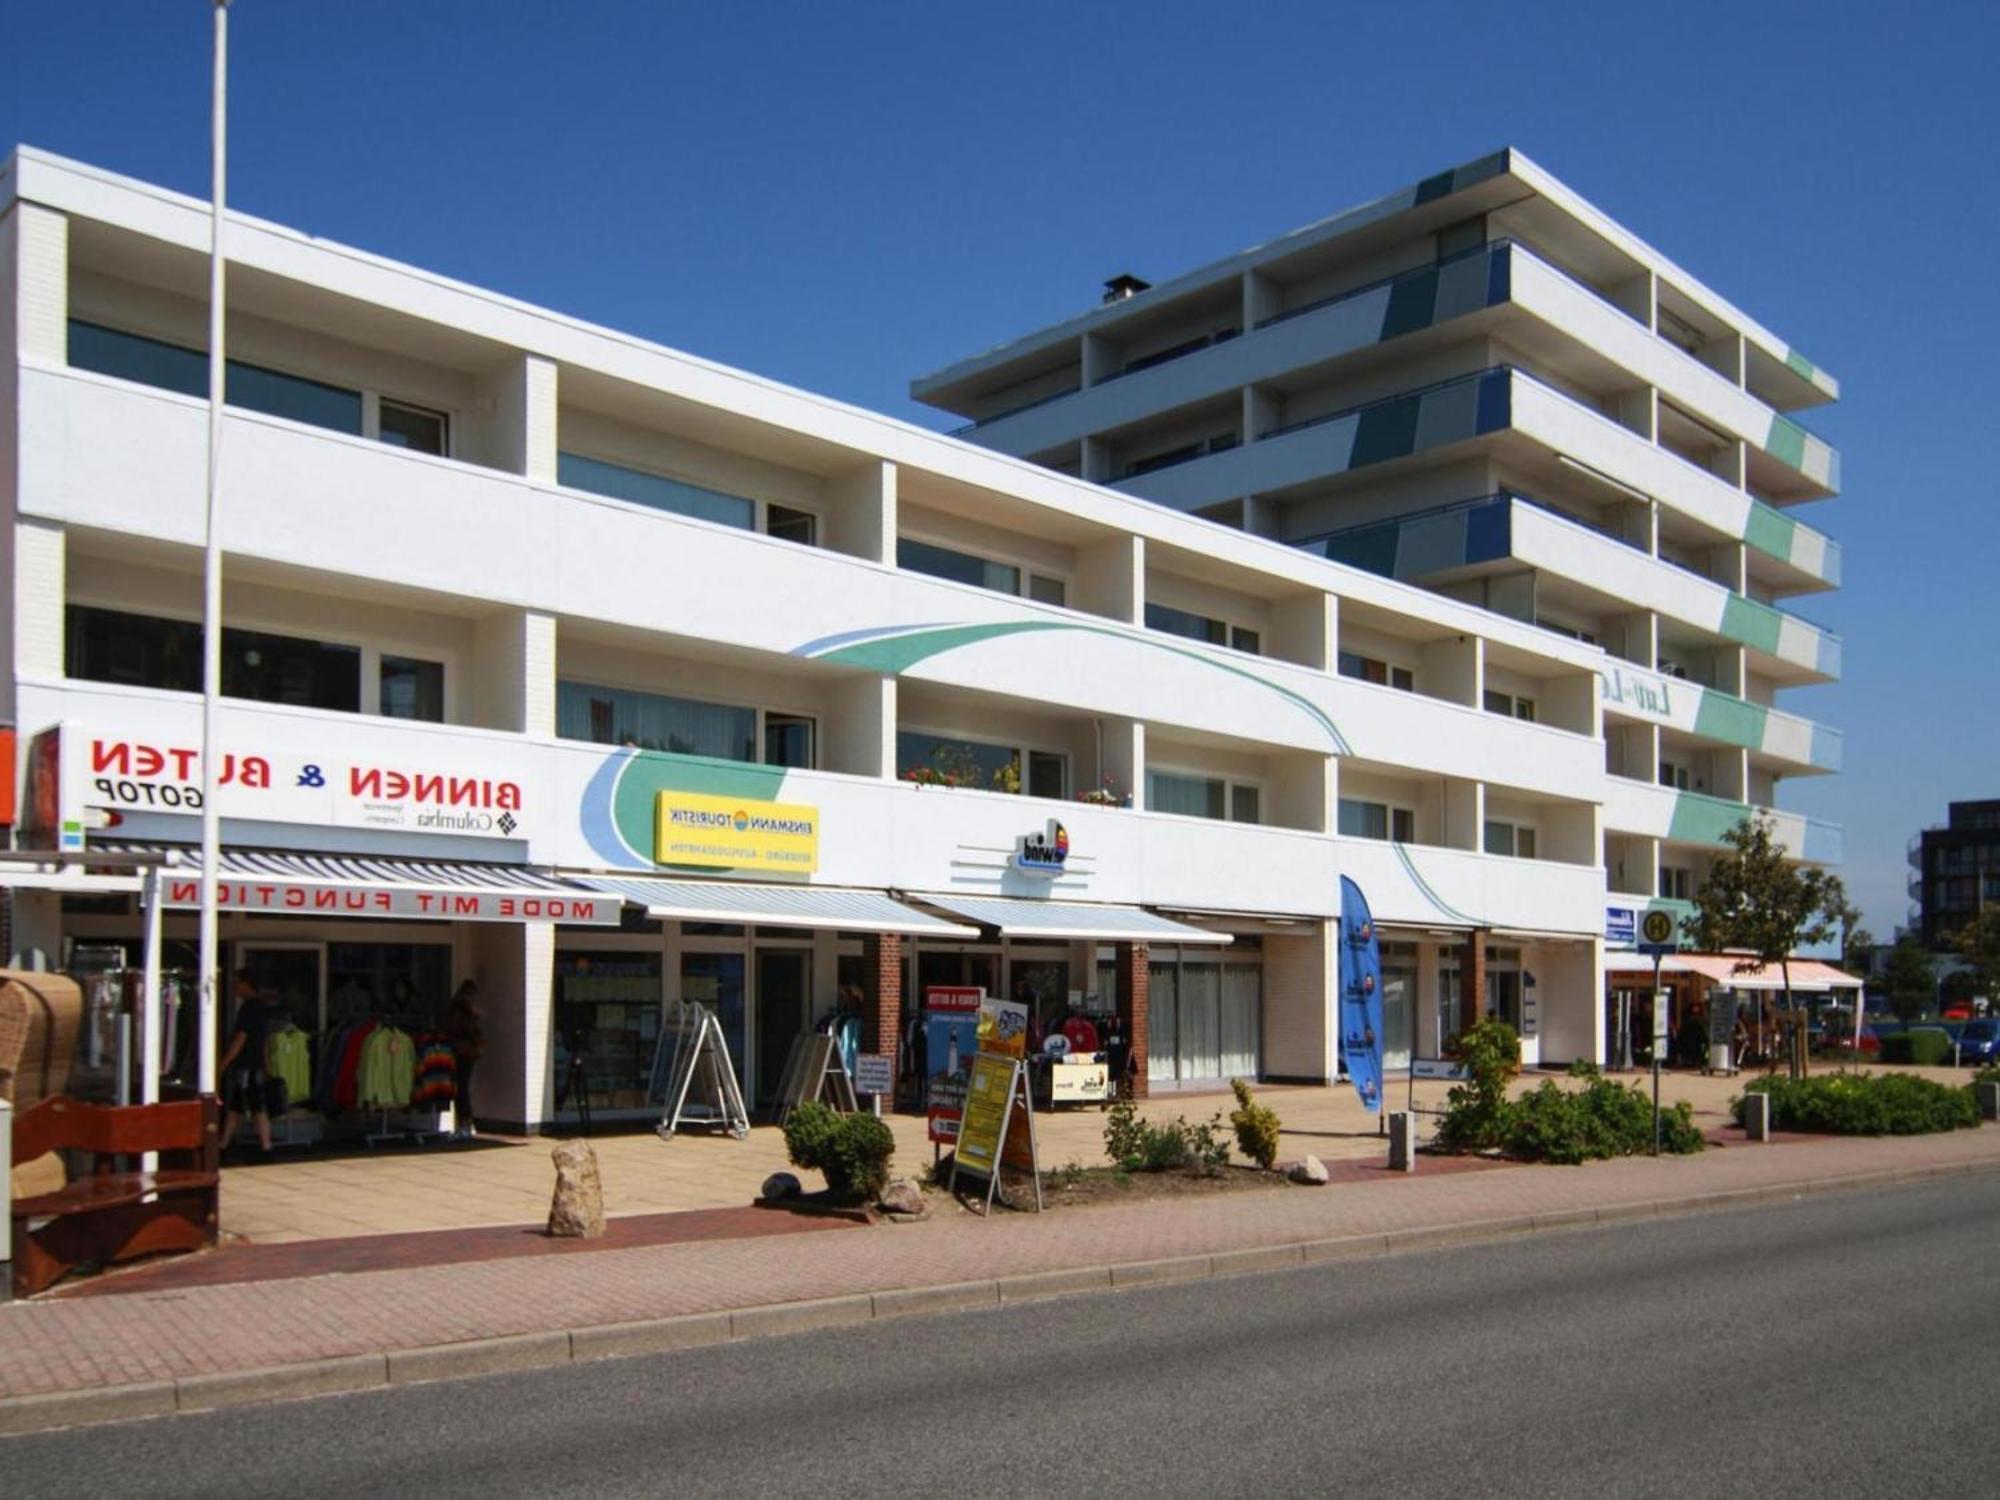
[754,950,812,1107]
[238,943,325,1034]
[1381,965,1412,1072]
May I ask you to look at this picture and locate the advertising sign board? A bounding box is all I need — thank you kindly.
[924,987,983,1145]
[653,790,818,874]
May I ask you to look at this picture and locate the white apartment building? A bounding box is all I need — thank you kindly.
[913,148,1843,968]
[5,149,1637,1139]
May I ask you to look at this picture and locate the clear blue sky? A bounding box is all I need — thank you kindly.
[3,1,1991,941]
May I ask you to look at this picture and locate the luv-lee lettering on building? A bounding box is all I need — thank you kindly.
[653,790,819,874]
[71,731,530,839]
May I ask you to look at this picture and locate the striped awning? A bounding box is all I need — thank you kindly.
[908,893,1232,944]
[578,877,978,937]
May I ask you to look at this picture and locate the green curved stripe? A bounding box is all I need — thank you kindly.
[1392,841,1483,926]
[810,621,1351,755]
[611,751,792,873]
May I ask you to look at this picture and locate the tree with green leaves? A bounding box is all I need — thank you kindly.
[1881,934,1937,1022]
[1683,814,1850,1075]
[1953,907,2000,1007]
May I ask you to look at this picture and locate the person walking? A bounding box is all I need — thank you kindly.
[446,979,484,1140]
[218,970,275,1159]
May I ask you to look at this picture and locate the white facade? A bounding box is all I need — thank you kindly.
[913,147,1843,941]
[3,148,1620,1131]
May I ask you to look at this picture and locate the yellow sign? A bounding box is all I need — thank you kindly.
[654,791,819,874]
[1641,909,1676,946]
[955,1053,1015,1177]
[976,997,1030,1061]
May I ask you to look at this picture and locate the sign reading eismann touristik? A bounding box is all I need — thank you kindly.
[653,790,819,874]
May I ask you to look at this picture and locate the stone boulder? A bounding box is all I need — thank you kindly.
[1287,1154,1330,1186]
[761,1171,803,1202]
[547,1139,606,1238]
[878,1178,925,1217]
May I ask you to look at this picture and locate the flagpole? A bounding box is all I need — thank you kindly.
[197,0,231,1096]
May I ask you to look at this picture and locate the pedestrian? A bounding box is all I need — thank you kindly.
[218,969,275,1158]
[446,979,484,1139]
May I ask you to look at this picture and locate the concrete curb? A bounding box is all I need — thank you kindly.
[7,1153,2000,1438]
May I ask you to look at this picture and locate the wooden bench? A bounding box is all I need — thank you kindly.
[10,1094,220,1297]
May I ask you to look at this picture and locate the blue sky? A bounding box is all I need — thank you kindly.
[3,1,1991,940]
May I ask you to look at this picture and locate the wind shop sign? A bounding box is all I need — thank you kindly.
[70,732,532,840]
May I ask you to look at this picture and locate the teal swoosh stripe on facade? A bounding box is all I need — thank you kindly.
[1691,688,1769,751]
[799,621,1352,754]
[1392,841,1484,927]
[1667,791,1758,846]
[1764,413,1808,471]
[610,751,791,874]
[1743,499,1797,563]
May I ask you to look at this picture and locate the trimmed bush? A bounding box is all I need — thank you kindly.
[1433,1020,1520,1153]
[1735,1071,1979,1135]
[1103,1101,1231,1173]
[783,1101,896,1202]
[1229,1079,1283,1170]
[1502,1076,1705,1164]
[1879,1029,1954,1066]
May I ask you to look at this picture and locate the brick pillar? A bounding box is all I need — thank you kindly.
[1461,929,1488,1035]
[861,932,903,1071]
[1115,941,1150,1098]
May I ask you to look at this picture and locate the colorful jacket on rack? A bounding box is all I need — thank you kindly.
[357,1025,415,1111]
[265,1028,313,1107]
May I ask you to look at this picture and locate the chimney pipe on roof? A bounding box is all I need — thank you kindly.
[1102,274,1150,304]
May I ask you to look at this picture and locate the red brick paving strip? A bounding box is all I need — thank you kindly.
[4,1128,2000,1401]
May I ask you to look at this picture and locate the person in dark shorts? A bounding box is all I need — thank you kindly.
[219,970,275,1156]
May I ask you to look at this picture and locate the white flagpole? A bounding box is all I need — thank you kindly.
[197,0,231,1096]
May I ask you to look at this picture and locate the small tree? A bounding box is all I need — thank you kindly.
[1953,908,2000,1008]
[1882,934,1938,1022]
[1682,814,1849,1076]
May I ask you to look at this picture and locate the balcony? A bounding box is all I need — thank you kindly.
[1337,833,1604,937]
[1601,776,1841,864]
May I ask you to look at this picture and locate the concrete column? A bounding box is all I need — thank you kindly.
[470,607,556,735]
[1080,436,1112,484]
[1080,333,1115,388]
[826,458,895,565]
[861,932,903,1071]
[827,673,895,779]
[1074,533,1142,625]
[1714,541,1748,593]
[1421,633,1482,708]
[1098,717,1143,809]
[477,353,558,484]
[7,202,69,366]
[9,520,66,728]
[1116,941,1150,1097]
[1270,590,1334,673]
[1445,779,1484,853]
[1618,387,1658,442]
[1243,269,1282,329]
[474,921,556,1134]
[1243,385,1281,444]
[1715,439,1747,489]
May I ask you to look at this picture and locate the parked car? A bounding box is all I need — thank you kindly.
[1954,1019,2000,1064]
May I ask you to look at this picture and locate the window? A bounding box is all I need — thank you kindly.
[1537,618,1599,646]
[1028,574,1067,607]
[65,605,363,712]
[1150,771,1226,821]
[558,681,756,761]
[1028,750,1067,800]
[1232,626,1261,655]
[897,730,1043,794]
[557,453,754,530]
[1483,689,1536,722]
[765,505,817,546]
[69,319,365,436]
[1338,651,1414,691]
[1484,821,1537,859]
[1146,603,1226,646]
[898,538,1020,596]
[377,399,449,456]
[1659,761,1692,791]
[1230,785,1261,825]
[1660,865,1693,901]
[379,655,445,721]
[1339,799,1413,842]
[763,713,816,769]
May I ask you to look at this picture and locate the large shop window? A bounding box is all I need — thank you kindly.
[555,950,662,1114]
[557,453,755,530]
[66,605,360,712]
[68,320,365,436]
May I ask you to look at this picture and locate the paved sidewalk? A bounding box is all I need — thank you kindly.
[5,1121,2000,1434]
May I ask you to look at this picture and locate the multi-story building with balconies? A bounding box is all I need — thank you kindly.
[1913,801,2000,949]
[912,148,1843,963]
[2,147,1760,1141]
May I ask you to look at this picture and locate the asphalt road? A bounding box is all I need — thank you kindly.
[7,1175,1996,1498]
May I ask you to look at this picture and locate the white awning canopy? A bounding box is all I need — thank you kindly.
[137,846,622,925]
[580,877,979,937]
[908,893,1233,944]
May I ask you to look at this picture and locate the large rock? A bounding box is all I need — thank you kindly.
[878,1178,925,1217]
[1287,1154,1330,1186]
[547,1139,606,1238]
[761,1171,803,1202]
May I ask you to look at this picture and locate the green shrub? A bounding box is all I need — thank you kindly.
[1973,1064,2000,1087]
[1735,1071,1979,1135]
[1500,1076,1705,1164]
[1880,1029,1954,1066]
[1229,1079,1283,1170]
[1104,1102,1230,1173]
[1434,1020,1520,1152]
[1104,1099,1144,1167]
[783,1101,897,1202]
